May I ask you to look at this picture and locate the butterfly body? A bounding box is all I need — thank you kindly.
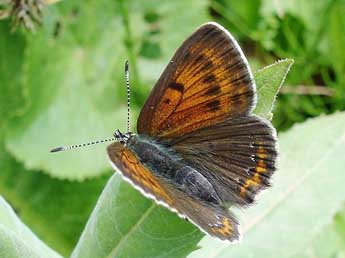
[107,22,278,241]
[123,133,222,206]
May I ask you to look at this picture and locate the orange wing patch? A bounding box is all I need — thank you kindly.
[211,216,235,238]
[150,83,184,131]
[138,22,255,139]
[240,145,271,200]
[107,143,174,205]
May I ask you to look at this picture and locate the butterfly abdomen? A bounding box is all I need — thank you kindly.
[129,135,222,205]
[175,166,221,205]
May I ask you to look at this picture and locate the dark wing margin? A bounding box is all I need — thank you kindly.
[170,115,278,206]
[171,193,240,242]
[137,22,256,139]
[107,142,240,241]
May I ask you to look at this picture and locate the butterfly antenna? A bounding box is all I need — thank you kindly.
[50,137,116,153]
[125,60,131,133]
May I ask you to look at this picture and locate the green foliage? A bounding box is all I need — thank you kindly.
[293,208,345,258]
[212,0,345,130]
[4,1,129,180]
[0,143,109,256]
[0,197,63,258]
[0,0,344,257]
[70,174,203,258]
[254,59,294,119]
[3,0,208,180]
[0,21,27,130]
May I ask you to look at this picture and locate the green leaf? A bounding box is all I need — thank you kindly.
[132,0,209,85]
[0,196,63,258]
[0,144,109,256]
[0,21,28,131]
[254,59,294,120]
[4,1,128,180]
[335,207,345,242]
[71,173,203,258]
[327,1,345,86]
[4,0,209,180]
[188,112,345,258]
[291,208,345,258]
[261,0,334,33]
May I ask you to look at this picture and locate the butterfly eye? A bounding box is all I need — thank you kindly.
[113,129,134,145]
[114,129,125,142]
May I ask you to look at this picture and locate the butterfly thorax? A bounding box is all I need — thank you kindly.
[125,134,222,206]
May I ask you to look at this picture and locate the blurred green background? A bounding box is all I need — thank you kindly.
[0,0,345,257]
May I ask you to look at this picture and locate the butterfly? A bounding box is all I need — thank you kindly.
[106,22,278,242]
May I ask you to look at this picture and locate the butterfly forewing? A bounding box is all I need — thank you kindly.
[138,22,256,138]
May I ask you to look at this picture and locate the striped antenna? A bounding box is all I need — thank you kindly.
[50,137,116,153]
[50,60,132,153]
[125,60,131,133]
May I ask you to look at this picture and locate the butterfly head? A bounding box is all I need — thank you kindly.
[114,129,134,146]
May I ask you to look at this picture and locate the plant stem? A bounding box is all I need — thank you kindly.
[280,85,336,96]
[42,0,63,4]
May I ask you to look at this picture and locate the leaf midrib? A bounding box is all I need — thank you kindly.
[105,203,156,258]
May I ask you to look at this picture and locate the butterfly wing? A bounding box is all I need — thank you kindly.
[169,192,240,242]
[107,142,174,206]
[107,142,240,241]
[137,22,255,138]
[170,115,277,206]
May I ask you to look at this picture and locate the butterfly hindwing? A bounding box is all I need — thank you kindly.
[170,115,277,206]
[172,194,240,241]
[107,142,240,241]
[138,22,256,138]
[164,188,240,241]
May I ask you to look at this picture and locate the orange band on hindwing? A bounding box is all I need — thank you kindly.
[240,145,269,198]
[211,216,234,237]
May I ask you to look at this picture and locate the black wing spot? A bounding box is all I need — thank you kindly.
[200,61,214,73]
[204,84,221,96]
[231,95,243,106]
[168,82,184,93]
[205,100,221,112]
[203,74,216,83]
[182,51,191,62]
[195,54,205,63]
[163,98,171,104]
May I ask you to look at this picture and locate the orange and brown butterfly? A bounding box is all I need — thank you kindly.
[108,22,277,242]
[52,22,277,242]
